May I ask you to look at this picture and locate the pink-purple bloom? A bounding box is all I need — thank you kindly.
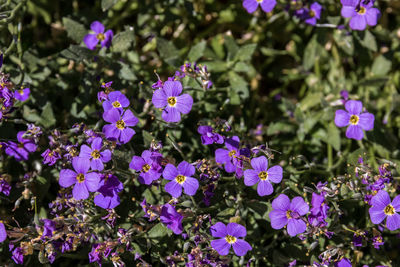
[334,100,374,140]
[163,161,199,198]
[215,136,249,178]
[14,87,30,101]
[152,80,193,123]
[296,2,322,25]
[0,222,6,242]
[243,156,282,196]
[210,222,252,256]
[269,194,309,236]
[5,131,37,161]
[369,190,400,231]
[197,126,224,145]
[160,203,183,235]
[83,21,113,50]
[129,150,163,185]
[102,109,138,144]
[41,148,61,166]
[94,174,123,209]
[102,91,129,113]
[59,157,100,200]
[79,137,111,171]
[242,0,276,13]
[341,0,380,31]
[308,192,329,227]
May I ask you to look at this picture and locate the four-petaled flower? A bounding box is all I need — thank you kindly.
[5,131,37,161]
[197,125,224,145]
[152,80,193,123]
[341,0,380,31]
[79,137,111,171]
[102,109,138,144]
[163,161,199,198]
[242,0,276,14]
[244,156,283,196]
[14,87,30,102]
[210,222,252,256]
[298,2,322,26]
[160,203,183,235]
[59,157,100,200]
[334,100,374,140]
[102,91,130,113]
[83,21,113,50]
[129,150,163,185]
[369,190,400,231]
[269,194,309,236]
[94,174,123,209]
[215,136,249,178]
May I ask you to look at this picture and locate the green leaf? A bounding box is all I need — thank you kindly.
[371,55,391,76]
[228,71,249,100]
[188,41,206,62]
[326,122,341,151]
[202,61,227,72]
[234,44,257,61]
[23,105,41,123]
[303,36,320,71]
[299,92,322,111]
[112,28,135,53]
[156,37,180,66]
[147,222,169,238]
[357,30,377,52]
[62,17,87,43]
[40,102,56,128]
[60,45,93,61]
[101,0,118,11]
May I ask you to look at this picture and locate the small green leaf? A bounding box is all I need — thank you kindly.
[156,37,180,66]
[40,102,56,128]
[234,44,257,61]
[101,0,118,11]
[188,41,206,62]
[326,122,341,151]
[112,28,135,53]
[148,222,168,238]
[357,30,377,52]
[371,55,391,76]
[60,45,93,61]
[62,17,87,43]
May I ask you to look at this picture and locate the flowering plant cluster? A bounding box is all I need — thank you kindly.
[0,0,399,266]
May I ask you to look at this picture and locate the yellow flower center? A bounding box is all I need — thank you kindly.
[91,150,100,159]
[176,175,186,184]
[357,6,366,15]
[286,210,292,219]
[384,204,395,215]
[256,0,263,3]
[18,89,24,95]
[116,120,125,130]
[225,235,237,244]
[142,164,151,173]
[258,171,268,180]
[112,101,121,108]
[309,10,316,17]
[76,173,85,183]
[97,33,105,41]
[229,150,236,157]
[349,115,359,125]
[167,97,177,106]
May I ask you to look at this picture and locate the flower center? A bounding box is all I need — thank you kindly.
[256,0,263,3]
[167,97,177,106]
[309,10,316,17]
[142,164,151,173]
[175,175,186,184]
[112,101,121,108]
[228,150,236,157]
[349,115,359,125]
[116,120,125,130]
[97,33,105,41]
[91,150,100,159]
[225,235,237,244]
[258,171,268,180]
[286,210,292,219]
[357,6,366,15]
[76,173,85,183]
[18,89,24,95]
[384,204,395,215]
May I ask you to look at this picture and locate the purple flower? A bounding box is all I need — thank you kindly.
[152,81,193,123]
[10,244,24,264]
[372,235,384,249]
[335,258,352,267]
[94,174,123,209]
[269,194,309,236]
[41,149,61,166]
[0,222,6,242]
[129,150,163,185]
[59,157,100,200]
[42,219,56,238]
[341,0,380,31]
[301,2,322,25]
[160,203,183,234]
[163,161,199,198]
[215,136,249,178]
[79,137,111,171]
[334,100,374,140]
[102,109,138,144]
[102,91,130,112]
[210,222,252,256]
[197,126,224,145]
[308,193,329,227]
[243,156,282,196]
[242,0,276,13]
[83,21,113,50]
[5,131,37,161]
[14,87,30,101]
[0,178,11,196]
[369,190,400,231]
